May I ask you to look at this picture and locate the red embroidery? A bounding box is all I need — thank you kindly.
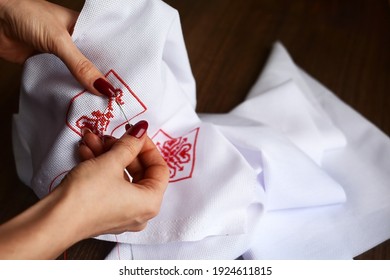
[52,70,147,194]
[75,89,124,135]
[115,235,121,260]
[152,128,200,182]
[66,70,147,137]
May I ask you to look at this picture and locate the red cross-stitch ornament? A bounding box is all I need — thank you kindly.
[153,128,200,183]
[66,69,147,137]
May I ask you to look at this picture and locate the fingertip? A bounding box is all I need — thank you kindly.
[125,120,148,139]
[125,123,133,132]
[81,129,104,156]
[102,135,117,151]
[93,77,117,98]
[78,142,95,161]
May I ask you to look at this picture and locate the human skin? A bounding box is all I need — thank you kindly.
[0,0,169,259]
[0,0,107,96]
[0,121,169,259]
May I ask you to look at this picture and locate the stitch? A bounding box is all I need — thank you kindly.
[48,170,69,261]
[110,109,146,136]
[152,128,200,183]
[48,170,69,194]
[76,110,112,135]
[53,69,148,196]
[75,88,125,136]
[47,68,150,250]
[115,235,121,260]
[66,69,147,137]
[157,137,191,178]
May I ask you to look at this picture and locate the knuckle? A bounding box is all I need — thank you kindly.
[162,162,170,181]
[146,207,159,220]
[131,223,147,232]
[144,199,161,219]
[74,58,94,77]
[116,139,139,157]
[51,32,74,58]
[130,201,160,228]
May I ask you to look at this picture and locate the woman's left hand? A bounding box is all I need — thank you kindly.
[0,0,107,96]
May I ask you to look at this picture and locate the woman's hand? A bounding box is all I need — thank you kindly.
[64,120,170,238]
[0,0,108,96]
[0,120,169,259]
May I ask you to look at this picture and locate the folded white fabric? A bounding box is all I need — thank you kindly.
[12,0,390,259]
[115,43,390,260]
[230,80,346,165]
[240,43,390,259]
[12,0,262,245]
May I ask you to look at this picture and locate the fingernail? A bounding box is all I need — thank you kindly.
[78,139,85,147]
[81,127,92,136]
[93,78,116,98]
[127,120,148,139]
[125,123,132,131]
[102,135,115,143]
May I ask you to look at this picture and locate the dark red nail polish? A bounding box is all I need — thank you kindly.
[81,127,92,136]
[127,120,148,139]
[125,123,132,131]
[93,78,116,98]
[102,135,115,143]
[78,139,85,147]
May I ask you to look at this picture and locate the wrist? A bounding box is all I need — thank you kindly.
[56,175,108,241]
[44,184,86,249]
[0,183,84,259]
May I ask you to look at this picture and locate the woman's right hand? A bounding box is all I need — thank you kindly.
[64,120,170,239]
[0,120,169,259]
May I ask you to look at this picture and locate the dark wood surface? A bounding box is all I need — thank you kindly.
[0,0,389,259]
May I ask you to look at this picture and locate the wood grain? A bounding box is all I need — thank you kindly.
[0,0,389,259]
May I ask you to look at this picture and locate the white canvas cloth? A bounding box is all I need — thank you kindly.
[12,0,390,259]
[13,0,262,245]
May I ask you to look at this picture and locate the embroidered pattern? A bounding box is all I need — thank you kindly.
[51,69,147,194]
[75,89,125,135]
[153,128,200,182]
[66,69,147,137]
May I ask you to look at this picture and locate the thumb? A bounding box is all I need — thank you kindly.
[104,120,149,168]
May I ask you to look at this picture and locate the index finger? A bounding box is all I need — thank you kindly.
[54,33,106,97]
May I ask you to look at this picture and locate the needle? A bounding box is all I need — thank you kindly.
[113,90,132,128]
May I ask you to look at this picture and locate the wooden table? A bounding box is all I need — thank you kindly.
[0,0,389,259]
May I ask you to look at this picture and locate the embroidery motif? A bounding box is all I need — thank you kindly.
[66,69,147,137]
[52,69,147,194]
[75,89,124,135]
[153,128,200,183]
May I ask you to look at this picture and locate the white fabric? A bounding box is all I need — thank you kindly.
[12,0,390,259]
[240,44,390,259]
[13,0,262,245]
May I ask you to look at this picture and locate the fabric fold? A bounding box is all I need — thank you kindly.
[13,0,262,245]
[12,0,390,259]
[241,43,390,260]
